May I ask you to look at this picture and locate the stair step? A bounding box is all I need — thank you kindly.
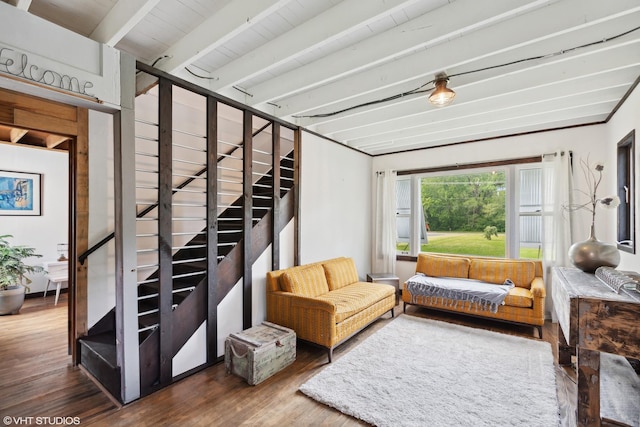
[218,233,241,244]
[138,298,159,316]
[171,277,199,293]
[139,327,155,345]
[173,260,207,276]
[218,215,242,224]
[138,284,191,306]
[79,331,121,402]
[171,246,207,261]
[139,311,159,331]
[188,234,207,245]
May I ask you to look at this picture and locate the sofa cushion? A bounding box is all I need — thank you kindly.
[316,282,394,323]
[503,287,534,308]
[281,264,329,297]
[469,259,536,288]
[323,257,359,291]
[416,253,471,279]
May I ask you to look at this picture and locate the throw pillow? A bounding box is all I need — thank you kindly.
[323,257,359,291]
[281,263,329,297]
[416,253,471,278]
[469,259,536,288]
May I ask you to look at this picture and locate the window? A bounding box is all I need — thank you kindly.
[396,179,411,254]
[396,178,426,255]
[397,163,542,259]
[617,130,635,254]
[517,167,542,259]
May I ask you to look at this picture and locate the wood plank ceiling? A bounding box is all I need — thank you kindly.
[3,0,640,155]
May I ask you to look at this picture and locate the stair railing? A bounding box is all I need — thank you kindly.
[78,122,272,265]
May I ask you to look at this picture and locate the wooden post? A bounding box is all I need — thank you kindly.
[293,127,300,266]
[557,324,573,366]
[243,110,253,329]
[70,108,89,364]
[157,78,173,385]
[272,122,280,271]
[576,347,600,427]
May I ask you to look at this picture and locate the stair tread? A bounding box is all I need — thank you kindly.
[80,332,117,368]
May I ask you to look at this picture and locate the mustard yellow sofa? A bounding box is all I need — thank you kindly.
[266,257,396,362]
[402,253,546,337]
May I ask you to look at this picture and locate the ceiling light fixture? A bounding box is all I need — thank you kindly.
[428,75,456,107]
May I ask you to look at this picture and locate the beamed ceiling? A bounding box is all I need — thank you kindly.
[3,0,639,155]
[0,124,71,150]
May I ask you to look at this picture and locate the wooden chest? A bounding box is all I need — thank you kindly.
[224,321,296,385]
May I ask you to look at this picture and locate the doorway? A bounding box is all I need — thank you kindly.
[0,87,89,364]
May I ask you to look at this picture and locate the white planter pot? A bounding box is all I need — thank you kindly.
[0,285,26,315]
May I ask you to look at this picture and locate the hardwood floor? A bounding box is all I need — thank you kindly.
[0,296,116,423]
[1,298,577,426]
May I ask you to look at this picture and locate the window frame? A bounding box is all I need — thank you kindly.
[514,164,543,260]
[396,156,542,260]
[617,130,635,254]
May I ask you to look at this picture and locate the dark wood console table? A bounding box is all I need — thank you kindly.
[552,267,640,427]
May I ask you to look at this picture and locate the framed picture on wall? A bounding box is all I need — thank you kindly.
[0,170,42,216]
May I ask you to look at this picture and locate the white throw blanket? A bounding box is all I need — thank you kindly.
[406,274,514,313]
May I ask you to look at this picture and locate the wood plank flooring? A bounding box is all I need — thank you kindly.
[1,298,578,426]
[0,295,116,423]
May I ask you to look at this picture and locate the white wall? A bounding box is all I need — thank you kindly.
[173,322,206,377]
[217,278,243,357]
[87,110,116,327]
[0,143,68,293]
[299,131,373,278]
[372,124,610,285]
[252,244,272,327]
[280,220,295,269]
[607,83,640,272]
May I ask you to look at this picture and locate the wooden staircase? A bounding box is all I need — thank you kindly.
[79,146,295,401]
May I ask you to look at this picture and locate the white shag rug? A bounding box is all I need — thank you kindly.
[299,315,559,427]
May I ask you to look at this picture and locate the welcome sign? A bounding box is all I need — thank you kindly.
[0,45,95,98]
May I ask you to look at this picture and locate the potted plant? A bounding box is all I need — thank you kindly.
[0,234,44,315]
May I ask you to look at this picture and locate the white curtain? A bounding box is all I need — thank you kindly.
[541,151,572,320]
[373,169,397,274]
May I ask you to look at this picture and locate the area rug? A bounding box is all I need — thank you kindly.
[299,315,559,427]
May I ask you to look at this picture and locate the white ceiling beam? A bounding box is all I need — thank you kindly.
[307,25,640,132]
[318,42,640,138]
[271,0,640,117]
[336,66,639,144]
[245,0,541,106]
[90,0,160,46]
[369,113,608,154]
[348,86,627,148]
[208,0,424,92]
[361,102,615,153]
[156,0,293,74]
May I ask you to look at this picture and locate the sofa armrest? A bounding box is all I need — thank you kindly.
[266,291,337,347]
[290,295,336,313]
[530,277,546,298]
